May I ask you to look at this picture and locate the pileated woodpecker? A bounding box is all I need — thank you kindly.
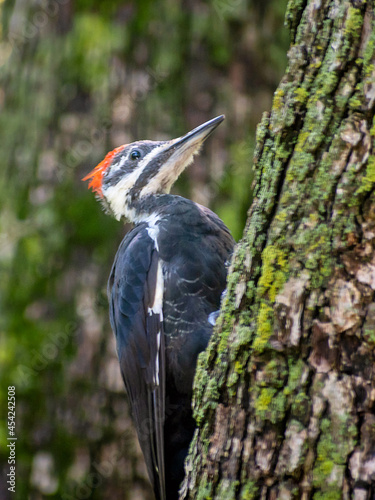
[83,115,234,500]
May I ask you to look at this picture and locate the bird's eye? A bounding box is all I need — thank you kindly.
[130,150,141,160]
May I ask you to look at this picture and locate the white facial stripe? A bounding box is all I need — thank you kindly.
[104,167,142,220]
[137,143,168,171]
[109,148,133,173]
[103,143,170,220]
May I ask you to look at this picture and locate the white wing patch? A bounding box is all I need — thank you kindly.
[148,259,164,318]
[154,331,161,385]
[149,260,164,386]
[146,213,160,251]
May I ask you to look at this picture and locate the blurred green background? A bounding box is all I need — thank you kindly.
[0,0,289,498]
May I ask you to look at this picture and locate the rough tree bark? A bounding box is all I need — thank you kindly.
[182,1,375,499]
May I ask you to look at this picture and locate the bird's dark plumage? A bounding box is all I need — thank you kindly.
[109,224,167,497]
[109,197,234,499]
[84,116,235,500]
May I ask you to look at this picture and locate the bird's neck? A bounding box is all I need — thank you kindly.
[126,193,174,224]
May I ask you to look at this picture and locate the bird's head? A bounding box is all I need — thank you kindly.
[83,115,225,222]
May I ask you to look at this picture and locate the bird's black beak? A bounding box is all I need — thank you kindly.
[157,115,225,180]
[134,115,225,197]
[170,115,225,152]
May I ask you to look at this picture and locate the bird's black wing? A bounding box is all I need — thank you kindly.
[158,202,235,391]
[108,225,166,500]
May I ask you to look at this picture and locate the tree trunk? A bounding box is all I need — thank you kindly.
[182,1,375,499]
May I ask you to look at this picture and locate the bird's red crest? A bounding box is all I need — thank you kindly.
[82,145,126,197]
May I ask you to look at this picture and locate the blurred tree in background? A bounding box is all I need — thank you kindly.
[0,0,288,498]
